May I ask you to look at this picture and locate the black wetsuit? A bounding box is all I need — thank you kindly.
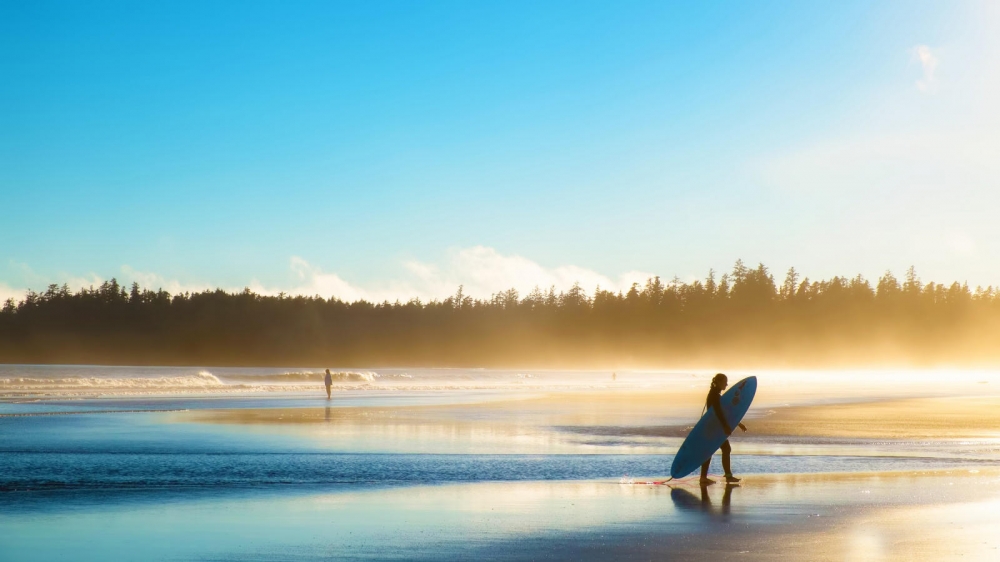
[701,387,734,479]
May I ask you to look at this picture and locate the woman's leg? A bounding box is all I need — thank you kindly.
[720,440,733,476]
[700,455,712,480]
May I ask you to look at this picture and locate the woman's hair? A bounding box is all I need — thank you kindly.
[710,373,728,390]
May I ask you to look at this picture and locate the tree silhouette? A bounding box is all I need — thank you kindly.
[1,262,999,367]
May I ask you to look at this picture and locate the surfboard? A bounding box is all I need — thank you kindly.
[669,376,757,479]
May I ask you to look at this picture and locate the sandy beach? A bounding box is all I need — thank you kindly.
[4,470,1000,561]
[4,366,1000,561]
[752,395,1000,439]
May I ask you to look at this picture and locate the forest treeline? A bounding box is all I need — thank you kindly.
[3,260,1000,368]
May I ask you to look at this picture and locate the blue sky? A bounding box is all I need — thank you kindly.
[2,1,998,301]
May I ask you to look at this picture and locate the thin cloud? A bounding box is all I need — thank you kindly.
[1,248,657,304]
[5,260,105,296]
[262,247,656,302]
[118,266,214,295]
[401,246,654,300]
[254,257,375,302]
[750,18,1000,285]
[912,44,939,92]
[0,282,24,304]
[946,231,977,257]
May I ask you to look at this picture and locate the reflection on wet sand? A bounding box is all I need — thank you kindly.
[670,483,736,516]
[179,404,624,454]
[4,470,1000,561]
[176,392,711,454]
[177,388,1000,460]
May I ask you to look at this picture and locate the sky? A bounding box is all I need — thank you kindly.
[2,1,999,303]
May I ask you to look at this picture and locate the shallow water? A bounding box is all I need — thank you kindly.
[3,365,1000,561]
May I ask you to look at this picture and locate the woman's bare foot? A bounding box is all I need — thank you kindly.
[724,475,741,483]
[699,477,716,485]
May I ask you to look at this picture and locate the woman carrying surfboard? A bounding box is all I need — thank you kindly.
[700,373,747,484]
[669,374,755,482]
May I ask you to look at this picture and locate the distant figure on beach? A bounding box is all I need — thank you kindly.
[612,372,616,381]
[324,369,333,399]
[700,373,747,484]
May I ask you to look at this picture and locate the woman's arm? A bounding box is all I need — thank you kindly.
[708,394,732,435]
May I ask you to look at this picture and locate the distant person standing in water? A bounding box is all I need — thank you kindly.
[700,373,747,484]
[324,369,333,399]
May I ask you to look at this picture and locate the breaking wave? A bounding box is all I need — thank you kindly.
[0,367,633,398]
[227,371,392,383]
[0,369,427,397]
[0,370,226,389]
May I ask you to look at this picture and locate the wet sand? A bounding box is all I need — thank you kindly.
[178,387,708,425]
[4,469,1000,561]
[752,395,1000,439]
[179,387,1000,445]
[513,470,1000,562]
[174,389,712,454]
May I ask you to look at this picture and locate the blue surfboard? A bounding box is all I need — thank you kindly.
[670,376,757,479]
